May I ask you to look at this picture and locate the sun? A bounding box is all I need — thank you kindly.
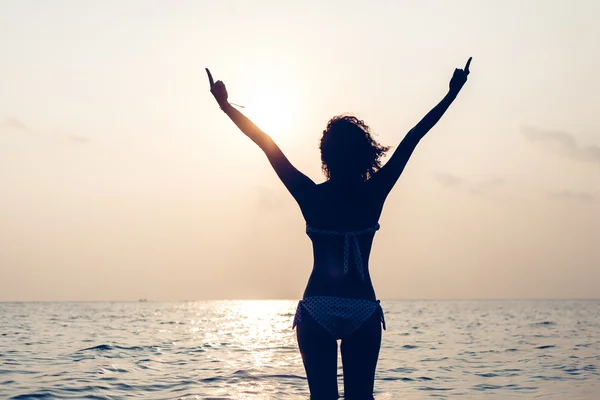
[238,77,300,144]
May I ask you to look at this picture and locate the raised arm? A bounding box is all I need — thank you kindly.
[205,68,315,204]
[371,57,472,198]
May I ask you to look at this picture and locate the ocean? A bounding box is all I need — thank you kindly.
[1,300,598,399]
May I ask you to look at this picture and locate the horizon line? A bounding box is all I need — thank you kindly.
[1,297,599,303]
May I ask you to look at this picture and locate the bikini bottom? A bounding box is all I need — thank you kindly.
[292,296,386,340]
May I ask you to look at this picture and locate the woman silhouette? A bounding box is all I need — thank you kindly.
[206,57,471,399]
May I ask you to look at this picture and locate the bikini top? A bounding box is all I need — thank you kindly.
[306,223,380,281]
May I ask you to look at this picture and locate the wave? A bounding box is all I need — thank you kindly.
[76,344,148,352]
[530,321,557,326]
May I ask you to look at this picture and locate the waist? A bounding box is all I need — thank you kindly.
[303,275,376,301]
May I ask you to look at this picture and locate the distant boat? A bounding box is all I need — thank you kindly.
[139,298,148,302]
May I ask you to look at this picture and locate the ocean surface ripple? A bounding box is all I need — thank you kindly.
[1,300,598,399]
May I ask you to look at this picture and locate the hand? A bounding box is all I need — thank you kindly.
[205,68,229,108]
[449,57,472,94]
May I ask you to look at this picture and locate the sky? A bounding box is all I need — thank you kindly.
[1,0,599,301]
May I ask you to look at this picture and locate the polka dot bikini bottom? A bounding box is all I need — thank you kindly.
[292,296,386,340]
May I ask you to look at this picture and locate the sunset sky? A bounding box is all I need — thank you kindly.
[1,0,599,301]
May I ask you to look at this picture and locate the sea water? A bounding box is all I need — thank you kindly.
[1,300,598,399]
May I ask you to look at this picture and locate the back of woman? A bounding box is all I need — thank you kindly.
[303,181,382,300]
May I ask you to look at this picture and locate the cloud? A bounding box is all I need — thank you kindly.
[1,117,90,144]
[68,135,90,144]
[434,172,504,195]
[2,116,29,130]
[471,177,505,195]
[550,190,597,203]
[522,126,600,164]
[253,185,287,211]
[434,172,465,189]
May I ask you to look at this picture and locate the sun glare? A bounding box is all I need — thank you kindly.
[239,73,303,144]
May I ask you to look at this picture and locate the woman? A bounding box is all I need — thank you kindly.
[206,57,471,399]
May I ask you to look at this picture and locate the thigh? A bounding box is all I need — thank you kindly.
[340,311,382,400]
[296,311,339,399]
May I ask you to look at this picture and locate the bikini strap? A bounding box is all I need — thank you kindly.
[305,223,380,280]
[377,300,386,330]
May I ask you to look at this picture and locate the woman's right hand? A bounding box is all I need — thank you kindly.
[205,68,229,108]
[449,57,472,95]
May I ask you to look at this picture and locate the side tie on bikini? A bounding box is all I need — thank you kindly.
[306,223,380,280]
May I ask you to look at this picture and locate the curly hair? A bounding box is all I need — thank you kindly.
[319,115,390,181]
